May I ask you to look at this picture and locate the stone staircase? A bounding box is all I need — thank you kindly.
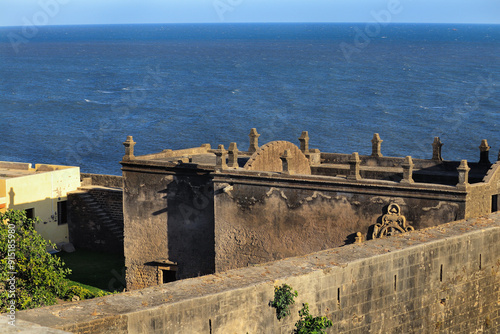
[77,192,123,242]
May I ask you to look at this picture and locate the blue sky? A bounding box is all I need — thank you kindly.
[0,0,499,27]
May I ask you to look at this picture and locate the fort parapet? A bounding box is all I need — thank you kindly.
[15,213,500,333]
[120,131,500,290]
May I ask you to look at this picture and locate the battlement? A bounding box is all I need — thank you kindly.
[121,130,497,187]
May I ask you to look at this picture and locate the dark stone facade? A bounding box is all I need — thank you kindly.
[67,185,124,255]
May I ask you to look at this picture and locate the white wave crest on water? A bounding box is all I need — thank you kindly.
[84,99,108,105]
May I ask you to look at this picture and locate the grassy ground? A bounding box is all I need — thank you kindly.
[56,249,126,292]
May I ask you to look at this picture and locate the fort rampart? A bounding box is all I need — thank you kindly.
[16,213,500,333]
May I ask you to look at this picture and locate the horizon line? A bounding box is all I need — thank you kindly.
[1,21,500,29]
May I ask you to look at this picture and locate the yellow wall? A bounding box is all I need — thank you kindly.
[5,165,80,245]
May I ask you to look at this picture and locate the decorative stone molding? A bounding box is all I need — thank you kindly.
[457,159,470,189]
[280,149,293,174]
[214,144,227,170]
[432,137,443,161]
[298,131,310,154]
[400,156,414,184]
[372,204,414,238]
[347,152,361,180]
[228,142,239,168]
[479,139,491,164]
[371,133,383,157]
[123,136,136,161]
[248,128,260,153]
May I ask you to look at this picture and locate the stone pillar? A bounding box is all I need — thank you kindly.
[479,139,491,164]
[400,156,414,184]
[280,149,293,174]
[298,131,309,154]
[348,152,361,180]
[371,133,383,157]
[122,136,136,161]
[228,142,239,168]
[432,137,443,161]
[214,144,227,170]
[248,128,260,153]
[457,160,470,189]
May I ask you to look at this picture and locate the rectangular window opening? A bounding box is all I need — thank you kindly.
[337,287,341,304]
[162,269,176,284]
[492,195,499,213]
[57,201,67,225]
[440,264,443,282]
[394,274,397,291]
[479,254,482,270]
[25,208,34,220]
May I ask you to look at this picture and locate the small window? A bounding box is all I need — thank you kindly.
[161,269,176,284]
[25,208,34,220]
[492,195,499,213]
[57,201,67,225]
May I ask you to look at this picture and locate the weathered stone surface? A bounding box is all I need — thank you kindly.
[118,134,500,292]
[244,141,311,175]
[67,186,124,254]
[122,167,215,290]
[15,214,500,334]
[371,133,383,157]
[0,315,71,333]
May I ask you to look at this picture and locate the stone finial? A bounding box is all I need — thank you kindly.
[457,160,470,189]
[122,136,136,161]
[354,232,364,243]
[280,149,293,174]
[248,128,260,153]
[298,131,310,154]
[214,144,227,170]
[479,139,491,164]
[432,137,443,161]
[401,156,414,184]
[371,133,383,157]
[228,142,239,168]
[348,152,361,180]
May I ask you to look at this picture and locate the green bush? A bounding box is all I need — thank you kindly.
[294,303,333,334]
[270,284,298,321]
[63,284,111,300]
[0,210,71,312]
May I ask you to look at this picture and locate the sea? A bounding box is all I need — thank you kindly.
[0,23,499,175]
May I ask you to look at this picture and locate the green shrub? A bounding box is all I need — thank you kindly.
[0,210,71,312]
[270,284,298,320]
[294,303,333,334]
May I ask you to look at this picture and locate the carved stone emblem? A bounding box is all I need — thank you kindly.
[372,204,414,239]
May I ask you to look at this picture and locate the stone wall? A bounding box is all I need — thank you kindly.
[87,187,123,223]
[213,171,466,273]
[67,187,123,254]
[123,168,215,290]
[16,214,500,333]
[80,173,123,188]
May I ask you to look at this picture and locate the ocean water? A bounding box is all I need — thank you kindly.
[0,23,499,175]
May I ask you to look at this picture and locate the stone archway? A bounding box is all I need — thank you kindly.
[243,141,311,175]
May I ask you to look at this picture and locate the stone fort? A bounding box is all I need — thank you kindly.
[12,130,500,333]
[119,129,500,290]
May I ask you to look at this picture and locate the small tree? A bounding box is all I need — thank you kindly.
[0,210,71,311]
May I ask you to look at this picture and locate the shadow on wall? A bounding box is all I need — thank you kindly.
[163,174,215,280]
